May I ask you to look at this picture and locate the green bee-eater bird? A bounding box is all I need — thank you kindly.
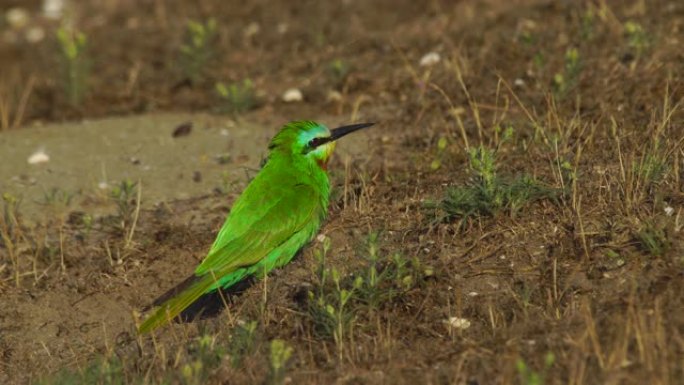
[138,120,374,333]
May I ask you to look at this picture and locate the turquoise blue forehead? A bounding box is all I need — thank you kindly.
[297,122,330,144]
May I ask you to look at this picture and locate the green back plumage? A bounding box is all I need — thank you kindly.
[138,121,333,333]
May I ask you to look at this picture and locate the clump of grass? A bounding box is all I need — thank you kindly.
[427,145,559,226]
[215,79,256,115]
[56,27,90,106]
[635,221,668,257]
[267,339,293,385]
[180,18,218,84]
[552,47,581,97]
[633,151,668,190]
[516,352,555,385]
[0,193,24,287]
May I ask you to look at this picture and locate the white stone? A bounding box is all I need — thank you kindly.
[282,88,303,102]
[244,22,260,38]
[419,52,441,67]
[27,149,49,164]
[43,0,65,19]
[6,8,29,29]
[25,27,45,43]
[445,317,471,330]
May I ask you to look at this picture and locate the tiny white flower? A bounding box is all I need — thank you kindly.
[664,206,674,216]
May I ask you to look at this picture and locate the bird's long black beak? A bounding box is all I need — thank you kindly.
[329,122,375,142]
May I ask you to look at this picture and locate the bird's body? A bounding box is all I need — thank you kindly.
[138,120,373,333]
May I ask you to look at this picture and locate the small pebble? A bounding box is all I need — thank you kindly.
[419,52,441,67]
[25,27,45,43]
[244,22,260,38]
[43,0,65,19]
[327,90,342,102]
[445,317,471,330]
[282,88,303,102]
[27,149,49,165]
[6,8,29,29]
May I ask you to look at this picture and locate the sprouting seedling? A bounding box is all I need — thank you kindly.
[624,21,649,56]
[110,179,138,233]
[430,136,449,170]
[516,352,556,385]
[553,47,581,96]
[56,27,89,106]
[268,339,293,385]
[180,18,218,84]
[215,79,256,115]
[580,7,595,40]
[328,59,351,87]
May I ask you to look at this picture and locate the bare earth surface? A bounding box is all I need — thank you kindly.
[0,0,683,384]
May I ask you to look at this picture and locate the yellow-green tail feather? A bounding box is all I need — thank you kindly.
[138,273,219,333]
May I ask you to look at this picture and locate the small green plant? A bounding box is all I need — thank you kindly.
[633,151,668,189]
[636,221,668,256]
[228,320,258,367]
[267,339,293,385]
[41,187,74,208]
[180,18,218,84]
[624,21,649,56]
[110,179,138,232]
[215,79,256,115]
[580,7,595,40]
[552,47,580,96]
[0,193,23,286]
[56,27,89,106]
[354,232,430,311]
[307,234,429,360]
[516,352,555,385]
[328,59,351,87]
[430,136,449,170]
[180,334,225,385]
[427,145,559,226]
[307,237,359,359]
[36,355,125,385]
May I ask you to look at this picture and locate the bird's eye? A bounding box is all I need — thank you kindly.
[308,138,322,148]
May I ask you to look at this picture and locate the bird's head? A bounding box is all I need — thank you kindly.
[268,121,374,169]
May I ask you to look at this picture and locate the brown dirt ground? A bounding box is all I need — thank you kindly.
[1,0,683,384]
